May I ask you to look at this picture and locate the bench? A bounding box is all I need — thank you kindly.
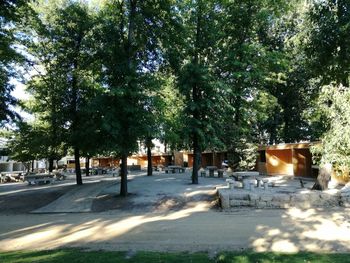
[217,169,224,178]
[164,166,186,174]
[164,167,172,174]
[232,171,259,181]
[25,173,55,185]
[206,166,217,177]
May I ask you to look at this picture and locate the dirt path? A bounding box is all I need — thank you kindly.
[0,207,349,253]
[32,180,116,213]
[0,172,350,253]
[92,172,222,213]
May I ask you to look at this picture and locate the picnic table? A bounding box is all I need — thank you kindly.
[164,165,186,174]
[206,166,218,177]
[24,173,55,185]
[232,171,260,190]
[153,165,164,171]
[232,171,259,180]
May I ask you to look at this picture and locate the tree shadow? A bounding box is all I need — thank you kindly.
[250,207,350,252]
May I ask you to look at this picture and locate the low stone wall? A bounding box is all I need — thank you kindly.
[219,188,350,209]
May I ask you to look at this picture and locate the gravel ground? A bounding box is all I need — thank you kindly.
[0,171,350,253]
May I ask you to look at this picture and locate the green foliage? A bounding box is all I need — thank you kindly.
[158,75,185,151]
[310,84,350,177]
[0,0,29,125]
[178,62,223,150]
[27,0,101,156]
[305,0,350,86]
[7,120,65,165]
[6,0,350,183]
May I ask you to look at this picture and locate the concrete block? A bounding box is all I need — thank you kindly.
[269,201,282,208]
[256,201,268,208]
[219,192,230,209]
[229,192,250,200]
[272,194,290,203]
[240,200,252,206]
[249,194,259,201]
[229,200,241,207]
[290,194,308,203]
[260,194,273,202]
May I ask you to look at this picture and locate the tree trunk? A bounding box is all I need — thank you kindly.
[146,137,153,176]
[191,0,202,185]
[85,157,90,177]
[74,147,82,185]
[31,160,34,172]
[312,164,332,191]
[48,157,54,173]
[71,32,83,185]
[120,154,128,196]
[192,133,201,184]
[147,145,152,176]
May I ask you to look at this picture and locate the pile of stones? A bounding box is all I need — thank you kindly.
[218,179,350,209]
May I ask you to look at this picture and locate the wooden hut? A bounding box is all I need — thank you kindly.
[186,151,227,168]
[257,143,316,178]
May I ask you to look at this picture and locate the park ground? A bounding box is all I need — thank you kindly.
[0,170,350,261]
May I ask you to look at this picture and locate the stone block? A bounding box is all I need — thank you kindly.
[219,192,230,209]
[280,203,291,209]
[229,200,241,207]
[290,193,308,203]
[240,200,252,206]
[342,199,350,208]
[249,193,259,201]
[298,202,312,209]
[272,194,291,203]
[269,201,283,208]
[260,194,273,202]
[319,192,336,201]
[256,201,268,208]
[229,192,250,200]
[309,192,322,202]
[229,200,252,207]
[340,191,350,197]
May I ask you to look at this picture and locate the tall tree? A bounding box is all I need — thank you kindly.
[171,0,225,184]
[0,0,28,125]
[304,1,350,181]
[26,0,98,184]
[214,0,288,168]
[97,0,174,195]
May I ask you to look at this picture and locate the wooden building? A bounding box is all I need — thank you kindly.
[185,151,227,168]
[127,153,173,168]
[92,157,119,168]
[257,143,316,178]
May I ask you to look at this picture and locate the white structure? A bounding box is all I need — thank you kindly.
[137,139,167,155]
[0,139,25,172]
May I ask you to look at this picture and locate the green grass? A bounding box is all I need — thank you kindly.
[0,249,349,263]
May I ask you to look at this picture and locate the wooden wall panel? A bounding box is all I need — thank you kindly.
[266,149,293,175]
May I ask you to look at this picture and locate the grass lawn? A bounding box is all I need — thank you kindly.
[0,249,349,263]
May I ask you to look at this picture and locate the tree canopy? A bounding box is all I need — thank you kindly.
[3,0,350,191]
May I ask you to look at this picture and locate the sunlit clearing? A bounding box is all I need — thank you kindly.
[302,218,350,241]
[271,240,299,253]
[287,208,316,219]
[0,204,209,251]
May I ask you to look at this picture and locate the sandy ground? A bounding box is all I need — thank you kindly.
[0,171,350,253]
